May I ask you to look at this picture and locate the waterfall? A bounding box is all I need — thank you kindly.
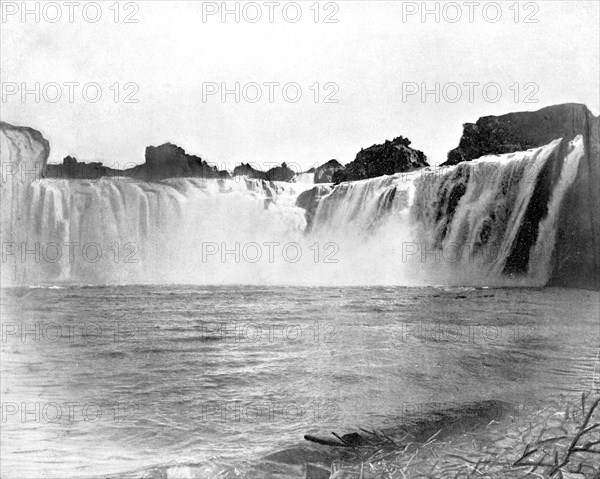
[307,137,584,286]
[3,177,314,285]
[528,136,584,284]
[1,135,586,287]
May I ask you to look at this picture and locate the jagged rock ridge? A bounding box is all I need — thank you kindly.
[45,147,309,183]
[44,143,231,181]
[332,136,428,183]
[443,103,598,166]
[306,159,344,183]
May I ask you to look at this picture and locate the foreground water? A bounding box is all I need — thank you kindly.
[1,286,598,478]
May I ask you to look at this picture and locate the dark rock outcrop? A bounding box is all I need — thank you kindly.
[232,163,268,180]
[295,184,333,231]
[44,155,130,180]
[443,103,598,166]
[307,159,344,183]
[142,143,193,179]
[43,143,230,181]
[445,103,599,290]
[551,109,599,290]
[265,162,295,182]
[141,143,229,180]
[42,147,344,185]
[44,156,102,180]
[332,136,428,183]
[233,162,296,182]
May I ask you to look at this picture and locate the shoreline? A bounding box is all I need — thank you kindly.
[246,389,600,479]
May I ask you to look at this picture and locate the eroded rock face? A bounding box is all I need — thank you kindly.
[129,143,231,180]
[444,103,598,166]
[332,136,428,183]
[232,163,268,180]
[295,184,333,231]
[142,143,193,179]
[444,103,599,290]
[309,159,344,183]
[43,143,231,181]
[554,112,599,289]
[44,155,124,180]
[265,162,295,182]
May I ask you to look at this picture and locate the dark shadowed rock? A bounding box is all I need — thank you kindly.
[44,156,107,180]
[232,163,268,180]
[140,143,229,180]
[44,155,134,180]
[332,136,428,183]
[296,184,333,231]
[443,103,597,166]
[43,143,230,181]
[266,162,295,182]
[142,143,192,179]
[308,159,344,183]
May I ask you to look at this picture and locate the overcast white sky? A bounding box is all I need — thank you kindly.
[1,1,599,170]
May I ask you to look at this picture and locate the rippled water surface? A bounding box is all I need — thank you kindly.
[1,286,598,478]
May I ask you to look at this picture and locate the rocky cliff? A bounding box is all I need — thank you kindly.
[444,103,598,166]
[295,184,334,231]
[305,159,344,183]
[232,163,268,180]
[43,143,231,181]
[44,152,305,184]
[141,143,230,180]
[332,136,428,183]
[265,162,296,182]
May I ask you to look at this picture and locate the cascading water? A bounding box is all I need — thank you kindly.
[306,137,585,286]
[5,177,314,284]
[528,137,584,283]
[1,135,585,287]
